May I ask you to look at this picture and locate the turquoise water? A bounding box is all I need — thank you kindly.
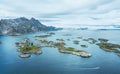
[0,29,120,74]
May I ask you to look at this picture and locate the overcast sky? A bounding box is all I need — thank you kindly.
[0,0,120,27]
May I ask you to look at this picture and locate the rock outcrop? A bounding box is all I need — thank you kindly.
[15,38,42,58]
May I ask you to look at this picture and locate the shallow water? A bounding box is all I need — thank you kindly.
[0,29,120,74]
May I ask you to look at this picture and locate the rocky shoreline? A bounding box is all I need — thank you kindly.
[15,38,42,58]
[59,49,91,58]
[96,41,120,56]
[15,32,120,58]
[55,42,92,58]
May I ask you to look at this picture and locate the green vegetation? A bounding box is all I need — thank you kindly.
[65,47,75,51]
[35,37,91,58]
[37,39,55,47]
[15,38,42,58]
[20,45,39,53]
[15,32,120,58]
[65,47,86,52]
[59,47,91,57]
[35,35,51,38]
[75,50,86,52]
[97,42,120,56]
[97,43,120,51]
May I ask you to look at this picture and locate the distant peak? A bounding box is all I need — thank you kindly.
[31,17,36,20]
[30,17,41,24]
[30,17,39,22]
[15,17,29,21]
[19,17,27,20]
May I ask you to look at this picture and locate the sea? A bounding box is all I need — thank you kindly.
[0,29,120,74]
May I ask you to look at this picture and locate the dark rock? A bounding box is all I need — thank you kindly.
[73,40,79,44]
[0,17,57,35]
[81,45,88,48]
[56,39,64,41]
[83,38,97,44]
[98,38,109,43]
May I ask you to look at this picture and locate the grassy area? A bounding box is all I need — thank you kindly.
[75,50,86,52]
[20,45,39,53]
[28,46,39,53]
[65,47,86,52]
[35,35,51,38]
[65,47,75,51]
[97,42,120,57]
[97,43,120,50]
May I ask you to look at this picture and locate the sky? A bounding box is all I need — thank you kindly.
[0,0,120,27]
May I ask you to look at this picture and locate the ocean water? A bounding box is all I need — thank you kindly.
[0,29,120,74]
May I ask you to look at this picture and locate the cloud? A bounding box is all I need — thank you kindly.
[0,0,120,27]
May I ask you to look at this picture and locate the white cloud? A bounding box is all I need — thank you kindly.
[0,0,120,27]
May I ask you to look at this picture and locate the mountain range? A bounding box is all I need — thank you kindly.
[0,17,58,35]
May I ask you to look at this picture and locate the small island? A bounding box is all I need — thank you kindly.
[97,40,120,56]
[73,40,80,44]
[55,42,92,58]
[15,38,42,58]
[15,35,120,58]
[35,39,92,58]
[35,35,51,38]
[63,34,72,36]
[81,45,88,48]
[82,38,97,44]
[59,47,92,58]
[56,39,64,41]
